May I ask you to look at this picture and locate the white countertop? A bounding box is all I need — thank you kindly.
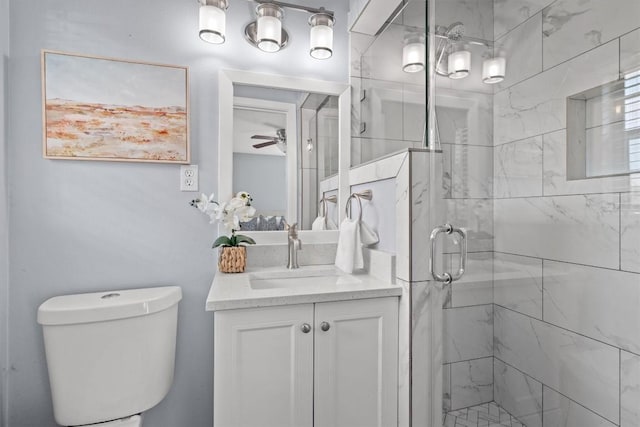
[206,264,401,311]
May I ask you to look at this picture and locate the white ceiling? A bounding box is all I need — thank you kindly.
[233,107,287,156]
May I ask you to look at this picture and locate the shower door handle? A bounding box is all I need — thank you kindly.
[449,226,467,281]
[429,224,467,283]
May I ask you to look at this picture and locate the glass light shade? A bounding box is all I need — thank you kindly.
[309,13,334,60]
[403,42,425,73]
[199,2,227,44]
[256,5,284,53]
[482,57,506,84]
[448,49,470,79]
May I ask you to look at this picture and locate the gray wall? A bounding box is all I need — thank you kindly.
[5,0,348,426]
[233,153,287,216]
[1,0,9,424]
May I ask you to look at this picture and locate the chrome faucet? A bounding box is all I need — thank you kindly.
[286,223,302,269]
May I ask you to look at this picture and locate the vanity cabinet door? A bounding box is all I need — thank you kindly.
[313,297,399,427]
[214,304,314,427]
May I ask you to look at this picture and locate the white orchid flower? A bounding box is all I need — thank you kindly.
[194,192,217,214]
[236,192,252,205]
[227,197,246,210]
[236,205,256,222]
[190,190,256,234]
[213,202,227,220]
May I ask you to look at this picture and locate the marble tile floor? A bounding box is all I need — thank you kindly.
[443,402,525,427]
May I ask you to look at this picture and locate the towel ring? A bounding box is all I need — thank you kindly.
[318,195,337,226]
[345,194,363,222]
[318,198,328,218]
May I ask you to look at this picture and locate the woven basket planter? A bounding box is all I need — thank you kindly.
[218,246,247,273]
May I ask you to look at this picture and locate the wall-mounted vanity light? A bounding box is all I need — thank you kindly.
[199,0,229,44]
[402,33,425,73]
[199,0,335,60]
[309,10,335,59]
[248,3,287,52]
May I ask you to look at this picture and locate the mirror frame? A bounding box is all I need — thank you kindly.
[218,69,350,244]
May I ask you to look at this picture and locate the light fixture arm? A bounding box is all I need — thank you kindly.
[433,33,493,48]
[199,0,229,8]
[252,0,334,18]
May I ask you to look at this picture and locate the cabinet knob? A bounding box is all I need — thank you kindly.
[320,321,330,332]
[301,323,311,333]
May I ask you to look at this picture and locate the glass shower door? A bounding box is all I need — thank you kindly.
[420,0,496,425]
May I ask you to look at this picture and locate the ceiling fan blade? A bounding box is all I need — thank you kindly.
[251,135,277,140]
[252,141,278,149]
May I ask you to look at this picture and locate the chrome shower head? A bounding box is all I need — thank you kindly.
[445,22,465,42]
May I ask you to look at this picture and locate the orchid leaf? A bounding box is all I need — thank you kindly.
[234,235,256,246]
[213,236,233,248]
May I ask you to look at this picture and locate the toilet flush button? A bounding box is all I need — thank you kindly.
[101,293,121,299]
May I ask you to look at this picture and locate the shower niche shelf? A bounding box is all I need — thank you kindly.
[567,70,640,180]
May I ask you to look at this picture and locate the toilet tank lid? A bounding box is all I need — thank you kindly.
[37,286,182,325]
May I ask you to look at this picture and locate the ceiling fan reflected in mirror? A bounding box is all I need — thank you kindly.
[251,128,287,153]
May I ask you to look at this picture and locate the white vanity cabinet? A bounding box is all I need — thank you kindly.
[213,296,399,427]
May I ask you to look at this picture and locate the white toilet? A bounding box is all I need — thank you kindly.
[37,286,182,427]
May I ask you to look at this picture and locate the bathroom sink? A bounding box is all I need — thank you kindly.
[249,267,359,290]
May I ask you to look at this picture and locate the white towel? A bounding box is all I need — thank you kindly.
[335,218,363,273]
[360,221,379,246]
[311,216,338,231]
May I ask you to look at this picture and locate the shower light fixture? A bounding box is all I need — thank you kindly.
[448,44,471,79]
[402,33,426,73]
[434,22,508,84]
[199,0,229,44]
[199,0,335,59]
[482,56,506,84]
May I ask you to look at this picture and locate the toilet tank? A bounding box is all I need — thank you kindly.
[37,286,182,427]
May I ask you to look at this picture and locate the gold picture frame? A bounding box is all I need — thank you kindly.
[41,50,190,164]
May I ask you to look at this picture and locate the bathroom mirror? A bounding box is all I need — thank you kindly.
[218,69,350,242]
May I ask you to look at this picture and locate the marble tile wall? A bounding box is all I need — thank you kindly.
[542,387,617,427]
[621,351,640,426]
[494,39,619,145]
[450,357,494,410]
[492,1,640,425]
[494,194,620,269]
[493,253,542,320]
[494,13,542,91]
[493,358,543,427]
[494,306,620,423]
[542,0,640,70]
[447,252,493,308]
[444,304,493,364]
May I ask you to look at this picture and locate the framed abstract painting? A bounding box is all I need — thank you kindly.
[41,50,190,163]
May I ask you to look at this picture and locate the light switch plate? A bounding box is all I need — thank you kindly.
[180,165,198,191]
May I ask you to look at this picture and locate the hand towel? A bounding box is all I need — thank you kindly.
[312,216,326,231]
[360,221,379,246]
[335,218,363,273]
[312,215,338,231]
